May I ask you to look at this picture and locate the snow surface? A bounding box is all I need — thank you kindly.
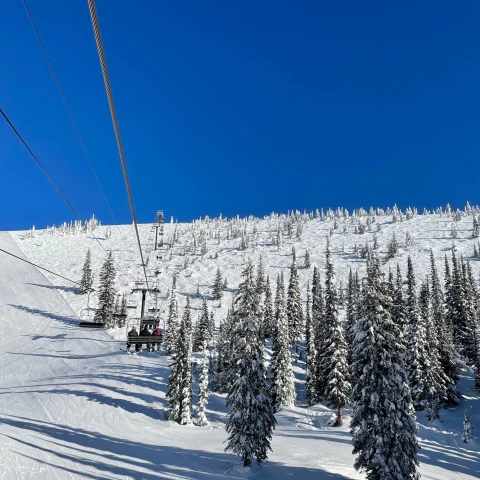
[1,210,479,478]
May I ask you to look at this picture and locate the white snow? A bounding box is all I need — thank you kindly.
[0,208,477,478]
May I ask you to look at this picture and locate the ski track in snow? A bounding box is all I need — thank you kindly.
[0,212,477,478]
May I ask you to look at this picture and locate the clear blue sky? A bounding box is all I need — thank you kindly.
[1,1,479,230]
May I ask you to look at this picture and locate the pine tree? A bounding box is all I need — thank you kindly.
[214,309,236,393]
[323,240,350,424]
[287,254,303,350]
[462,410,472,443]
[209,309,215,341]
[212,267,223,300]
[166,279,179,355]
[404,256,429,410]
[79,249,93,295]
[256,255,266,295]
[225,261,276,467]
[345,268,358,357]
[312,266,326,397]
[167,299,193,424]
[305,285,318,405]
[262,276,274,338]
[94,251,116,326]
[392,264,407,334]
[431,252,459,405]
[472,216,480,238]
[304,249,311,268]
[463,261,479,363]
[350,254,420,480]
[271,290,296,411]
[196,341,210,427]
[194,298,210,351]
[419,280,447,418]
[386,233,399,259]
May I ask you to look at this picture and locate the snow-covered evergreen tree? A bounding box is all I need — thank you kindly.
[94,251,116,326]
[196,341,210,427]
[194,298,210,351]
[286,252,303,350]
[214,309,236,393]
[271,290,296,411]
[304,249,311,268]
[225,261,276,467]
[262,276,274,338]
[345,268,359,359]
[166,299,193,425]
[419,280,447,418]
[322,240,350,424]
[256,255,266,295]
[350,254,420,480]
[305,285,318,405]
[431,252,459,405]
[312,266,326,397]
[404,256,429,410]
[462,410,472,443]
[212,267,223,300]
[166,278,179,355]
[79,249,93,295]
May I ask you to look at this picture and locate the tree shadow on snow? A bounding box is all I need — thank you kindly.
[8,304,78,328]
[26,282,79,294]
[418,440,480,479]
[0,415,353,480]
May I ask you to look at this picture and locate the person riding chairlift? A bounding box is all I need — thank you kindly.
[152,327,163,351]
[127,326,140,353]
[140,325,152,351]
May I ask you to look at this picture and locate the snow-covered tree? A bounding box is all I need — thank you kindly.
[167,299,193,425]
[194,298,210,351]
[287,252,303,350]
[262,276,274,338]
[404,256,429,410]
[322,240,350,424]
[345,268,359,358]
[225,261,276,467]
[214,309,236,393]
[312,266,326,396]
[212,267,223,300]
[196,341,210,427]
[386,233,399,260]
[94,251,116,326]
[270,290,296,411]
[304,249,311,268]
[462,410,472,443]
[305,285,318,405]
[419,280,447,418]
[350,254,420,480]
[79,249,93,294]
[431,252,459,405]
[166,278,179,355]
[256,255,266,295]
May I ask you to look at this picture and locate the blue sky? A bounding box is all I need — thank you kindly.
[1,1,479,229]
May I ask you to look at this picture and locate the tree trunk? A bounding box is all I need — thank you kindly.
[334,406,343,427]
[243,456,251,467]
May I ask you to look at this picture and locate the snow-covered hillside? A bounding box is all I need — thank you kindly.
[2,205,480,479]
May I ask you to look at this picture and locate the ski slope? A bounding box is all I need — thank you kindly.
[1,209,479,478]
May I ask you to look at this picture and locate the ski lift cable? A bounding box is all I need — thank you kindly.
[0,247,79,285]
[0,108,130,282]
[87,0,149,291]
[21,0,131,256]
